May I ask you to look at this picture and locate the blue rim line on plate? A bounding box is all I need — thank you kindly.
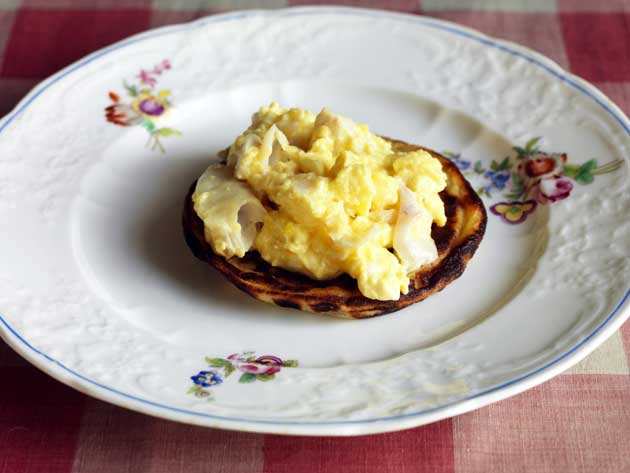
[1,289,629,426]
[1,8,629,427]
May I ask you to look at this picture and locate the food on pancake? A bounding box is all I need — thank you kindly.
[183,103,486,317]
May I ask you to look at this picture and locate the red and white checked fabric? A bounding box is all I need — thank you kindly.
[1,1,629,472]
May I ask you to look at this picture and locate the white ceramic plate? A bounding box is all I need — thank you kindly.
[1,7,628,436]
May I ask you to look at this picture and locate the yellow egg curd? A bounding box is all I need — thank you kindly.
[192,103,447,301]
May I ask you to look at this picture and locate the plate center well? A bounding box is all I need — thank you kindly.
[71,82,545,367]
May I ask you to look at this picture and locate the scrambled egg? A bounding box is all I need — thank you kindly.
[193,103,447,301]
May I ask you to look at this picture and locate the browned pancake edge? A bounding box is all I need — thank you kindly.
[182,139,487,318]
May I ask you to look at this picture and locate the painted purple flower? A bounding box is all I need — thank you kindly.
[139,98,165,116]
[490,200,537,224]
[191,370,223,387]
[531,177,573,204]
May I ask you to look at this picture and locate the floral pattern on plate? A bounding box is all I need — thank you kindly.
[445,138,623,224]
[188,352,299,399]
[105,59,181,152]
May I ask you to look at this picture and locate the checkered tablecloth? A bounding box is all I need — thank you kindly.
[1,1,629,472]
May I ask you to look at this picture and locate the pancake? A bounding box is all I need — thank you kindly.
[182,138,486,318]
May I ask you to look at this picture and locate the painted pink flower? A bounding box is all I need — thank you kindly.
[531,177,573,204]
[151,60,172,76]
[227,353,283,375]
[238,363,268,374]
[137,69,157,87]
[239,363,280,375]
[255,355,283,375]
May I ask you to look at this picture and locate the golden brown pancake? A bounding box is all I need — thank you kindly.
[182,139,486,318]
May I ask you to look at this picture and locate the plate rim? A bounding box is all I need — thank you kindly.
[1,6,629,436]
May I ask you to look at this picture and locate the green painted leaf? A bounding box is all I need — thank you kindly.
[142,119,156,132]
[205,357,229,367]
[155,127,182,137]
[283,360,298,368]
[506,173,526,200]
[524,137,540,153]
[123,80,138,97]
[498,157,511,170]
[563,164,580,178]
[474,161,485,174]
[512,173,523,186]
[490,160,499,172]
[224,364,235,378]
[256,374,276,382]
[579,159,597,173]
[513,146,526,156]
[187,385,200,394]
[575,172,594,185]
[239,373,256,383]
